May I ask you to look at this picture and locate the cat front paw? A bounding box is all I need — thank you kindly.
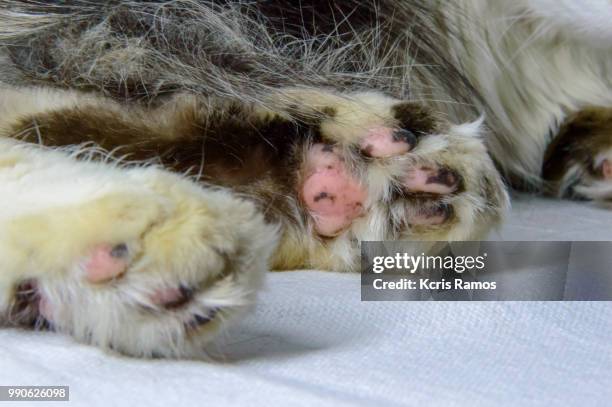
[296,93,509,268]
[2,169,277,358]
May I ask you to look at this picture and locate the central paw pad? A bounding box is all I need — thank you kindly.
[301,144,367,236]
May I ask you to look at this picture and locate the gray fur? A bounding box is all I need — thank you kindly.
[0,1,480,112]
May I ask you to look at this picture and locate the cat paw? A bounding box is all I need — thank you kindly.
[2,169,277,357]
[299,93,508,250]
[573,156,612,206]
[543,107,612,206]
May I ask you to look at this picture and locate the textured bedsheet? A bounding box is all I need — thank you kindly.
[1,196,611,406]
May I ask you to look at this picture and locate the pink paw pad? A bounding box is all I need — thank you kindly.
[302,144,368,236]
[602,159,612,180]
[404,166,460,194]
[151,285,193,309]
[360,126,416,158]
[84,244,129,283]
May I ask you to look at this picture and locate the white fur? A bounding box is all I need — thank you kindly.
[524,0,612,46]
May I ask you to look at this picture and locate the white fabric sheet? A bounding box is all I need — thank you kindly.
[1,196,611,406]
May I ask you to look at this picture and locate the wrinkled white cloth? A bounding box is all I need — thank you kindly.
[1,196,611,406]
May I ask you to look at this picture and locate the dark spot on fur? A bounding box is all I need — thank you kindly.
[321,144,334,153]
[426,167,458,188]
[362,144,375,156]
[313,191,335,203]
[321,106,337,118]
[392,129,417,148]
[186,309,219,331]
[189,314,212,327]
[110,243,129,258]
[391,103,439,135]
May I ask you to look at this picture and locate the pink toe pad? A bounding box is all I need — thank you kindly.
[360,126,415,158]
[84,244,128,283]
[151,287,183,305]
[404,166,459,194]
